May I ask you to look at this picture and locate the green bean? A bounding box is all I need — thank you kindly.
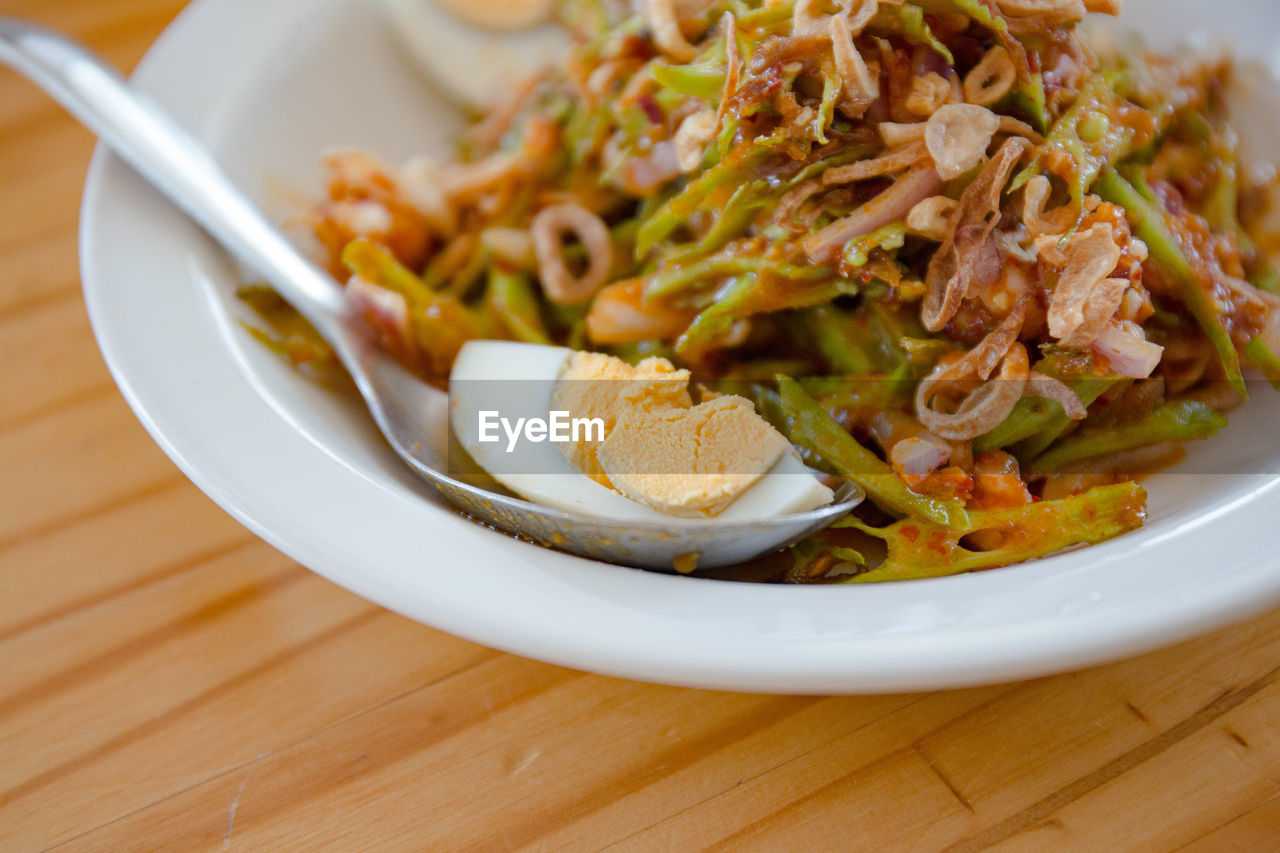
[1009,72,1049,133]
[978,353,1120,454]
[676,273,857,352]
[808,306,874,375]
[840,483,1147,583]
[341,238,435,306]
[778,378,971,529]
[651,64,724,101]
[1027,400,1227,476]
[486,269,549,345]
[890,4,954,64]
[1245,336,1280,392]
[635,129,789,257]
[976,397,1065,453]
[647,254,831,300]
[1032,71,1137,206]
[237,285,337,372]
[841,224,908,269]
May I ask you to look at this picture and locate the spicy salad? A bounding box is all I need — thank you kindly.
[243,0,1280,582]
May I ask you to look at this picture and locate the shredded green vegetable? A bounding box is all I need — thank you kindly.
[840,483,1147,583]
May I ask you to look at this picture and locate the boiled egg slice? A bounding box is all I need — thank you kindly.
[448,341,835,521]
[381,0,572,111]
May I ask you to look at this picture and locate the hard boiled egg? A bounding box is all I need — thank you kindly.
[448,341,835,521]
[381,0,572,110]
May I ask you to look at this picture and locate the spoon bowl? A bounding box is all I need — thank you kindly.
[0,16,861,570]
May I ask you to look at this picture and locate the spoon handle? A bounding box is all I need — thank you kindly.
[0,17,349,340]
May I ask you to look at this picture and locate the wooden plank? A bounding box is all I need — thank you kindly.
[2,603,493,849]
[0,132,97,257]
[0,391,181,549]
[0,226,83,317]
[918,611,1280,850]
[1178,793,1280,852]
[0,291,115,431]
[0,478,249,639]
[977,669,1280,851]
[50,655,576,852]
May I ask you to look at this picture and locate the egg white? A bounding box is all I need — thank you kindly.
[450,342,835,522]
[381,0,572,110]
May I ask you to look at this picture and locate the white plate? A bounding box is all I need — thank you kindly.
[80,0,1280,693]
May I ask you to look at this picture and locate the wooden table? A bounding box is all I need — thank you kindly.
[3,1,1280,849]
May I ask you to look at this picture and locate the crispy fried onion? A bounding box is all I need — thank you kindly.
[828,14,879,105]
[1092,320,1164,378]
[844,0,879,34]
[585,60,627,100]
[465,74,542,152]
[922,137,1030,331]
[674,110,718,172]
[1047,224,1124,346]
[998,116,1044,144]
[398,156,457,236]
[1060,276,1130,349]
[791,0,831,36]
[907,196,958,242]
[964,47,1017,107]
[794,0,877,37]
[824,141,927,184]
[442,152,521,201]
[1022,175,1056,236]
[1025,372,1088,419]
[971,299,1028,379]
[480,227,536,268]
[916,341,1031,441]
[647,0,699,62]
[908,72,952,116]
[531,203,614,304]
[926,104,1001,180]
[804,164,944,263]
[993,0,1087,24]
[444,118,560,203]
[997,224,1039,263]
[879,121,926,148]
[1022,175,1097,254]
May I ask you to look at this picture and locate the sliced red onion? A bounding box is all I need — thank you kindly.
[621,140,682,195]
[346,274,411,344]
[890,436,954,481]
[1091,321,1164,379]
[803,165,945,264]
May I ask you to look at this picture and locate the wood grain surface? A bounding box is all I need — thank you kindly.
[2,1,1280,850]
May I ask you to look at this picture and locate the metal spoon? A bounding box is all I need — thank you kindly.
[0,17,861,570]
